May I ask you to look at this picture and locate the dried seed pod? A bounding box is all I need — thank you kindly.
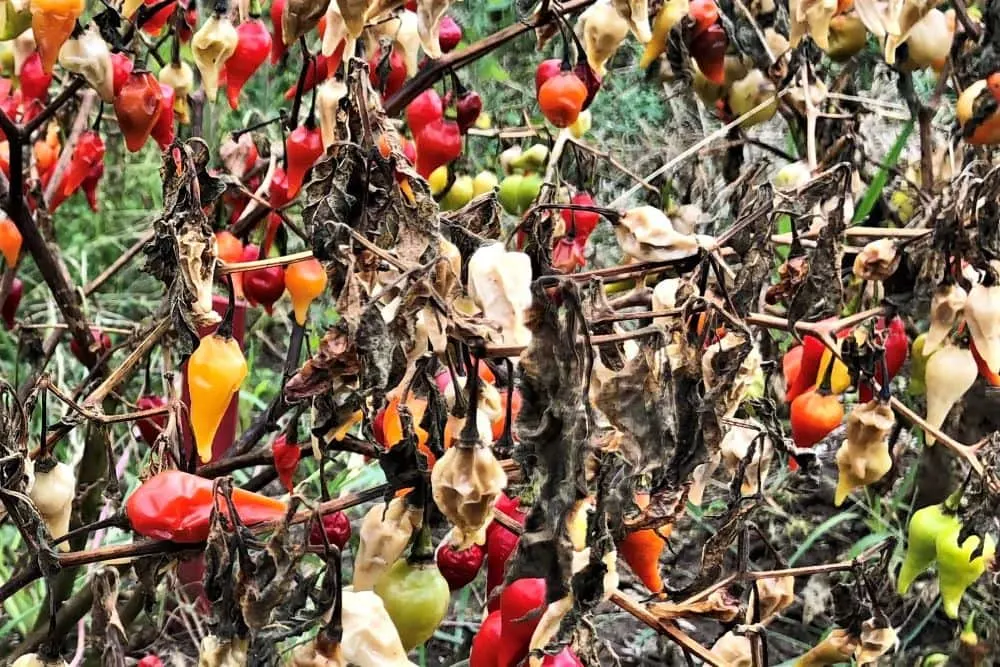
[282,0,328,45]
[611,0,651,42]
[467,243,532,347]
[615,206,711,263]
[431,436,507,549]
[788,0,839,49]
[353,497,423,590]
[321,0,351,58]
[964,281,1000,372]
[577,0,629,77]
[755,575,795,620]
[924,283,966,355]
[794,628,858,666]
[709,632,752,666]
[923,343,977,446]
[834,399,895,506]
[415,0,449,58]
[720,420,772,496]
[853,618,897,664]
[852,238,899,281]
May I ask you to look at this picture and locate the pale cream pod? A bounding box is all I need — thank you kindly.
[467,243,533,347]
[321,0,349,57]
[353,497,423,590]
[416,0,450,58]
[923,343,977,446]
[611,0,652,42]
[338,0,370,37]
[577,0,629,77]
[373,9,420,76]
[317,78,348,149]
[615,205,712,263]
[834,400,894,506]
[28,459,74,551]
[963,281,1000,372]
[191,14,238,102]
[58,25,113,102]
[923,282,965,355]
[430,439,507,549]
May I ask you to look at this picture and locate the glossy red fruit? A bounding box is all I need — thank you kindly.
[486,493,525,609]
[150,83,175,149]
[242,245,285,314]
[308,510,352,549]
[535,58,561,95]
[70,328,111,363]
[859,316,908,402]
[498,578,547,667]
[438,16,462,53]
[60,130,104,198]
[689,0,720,36]
[368,47,406,98]
[543,649,585,666]
[436,541,485,590]
[469,610,502,667]
[400,136,417,164]
[2,277,22,330]
[538,71,588,128]
[271,432,301,491]
[226,17,271,109]
[285,123,323,198]
[178,4,197,42]
[283,54,330,100]
[19,52,52,101]
[111,53,133,96]
[406,89,444,136]
[139,0,176,33]
[690,23,727,84]
[561,192,600,238]
[137,656,163,667]
[114,70,163,152]
[136,394,168,444]
[414,118,461,178]
[456,90,482,134]
[269,0,286,63]
[269,167,291,210]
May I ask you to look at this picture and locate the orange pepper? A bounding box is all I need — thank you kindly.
[0,218,22,266]
[620,529,665,592]
[284,257,327,325]
[30,0,84,73]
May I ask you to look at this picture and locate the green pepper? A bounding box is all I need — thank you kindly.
[373,524,451,650]
[897,500,960,595]
[907,333,930,397]
[936,526,996,619]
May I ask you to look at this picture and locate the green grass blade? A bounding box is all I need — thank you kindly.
[852,120,914,224]
[789,512,859,566]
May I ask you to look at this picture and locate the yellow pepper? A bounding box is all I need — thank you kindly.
[29,0,83,73]
[815,346,852,394]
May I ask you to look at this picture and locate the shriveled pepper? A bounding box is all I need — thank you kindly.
[354,496,423,590]
[317,77,347,149]
[187,290,248,463]
[29,0,83,73]
[81,158,102,211]
[285,115,323,198]
[192,8,238,102]
[834,399,894,506]
[57,25,113,102]
[158,61,194,123]
[225,0,271,109]
[150,83,176,149]
[126,469,286,542]
[114,68,163,152]
[284,256,327,325]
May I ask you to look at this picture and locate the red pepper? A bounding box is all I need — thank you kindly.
[242,243,285,314]
[368,47,406,98]
[498,578,546,667]
[485,492,525,609]
[785,334,826,402]
[551,235,587,273]
[308,510,351,548]
[282,53,329,100]
[858,316,908,402]
[271,432,300,492]
[535,58,561,95]
[469,610,502,667]
[69,327,111,363]
[268,168,290,210]
[60,129,104,198]
[406,88,443,136]
[438,16,462,53]
[2,277,22,330]
[136,394,168,444]
[81,159,103,211]
[285,121,323,199]
[436,541,485,590]
[561,191,600,238]
[19,52,51,102]
[414,118,461,178]
[269,0,286,64]
[225,8,271,110]
[137,656,163,667]
[150,83,176,149]
[690,22,727,84]
[543,649,584,666]
[126,469,287,543]
[110,52,133,96]
[178,4,197,42]
[456,89,482,134]
[114,69,163,152]
[139,0,177,33]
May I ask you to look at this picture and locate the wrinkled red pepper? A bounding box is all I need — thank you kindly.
[60,129,104,198]
[859,316,908,402]
[225,0,271,110]
[150,83,176,149]
[271,433,301,492]
[126,469,287,543]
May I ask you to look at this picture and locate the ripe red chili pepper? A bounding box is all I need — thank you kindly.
[858,316,908,402]
[785,333,827,402]
[114,69,163,152]
[436,541,485,590]
[139,0,177,34]
[406,88,443,136]
[543,649,585,666]
[242,243,285,314]
[261,212,282,256]
[486,492,525,609]
[308,510,352,548]
[150,83,176,149]
[110,52,133,96]
[498,578,546,667]
[414,118,461,178]
[135,394,168,444]
[469,609,502,667]
[137,655,163,667]
[126,469,287,542]
[81,159,103,211]
[70,327,111,364]
[2,277,22,330]
[690,21,727,84]
[535,58,561,95]
[537,70,588,128]
[551,236,587,273]
[269,0,286,63]
[19,52,51,102]
[225,5,271,110]
[438,16,462,53]
[285,121,323,199]
[268,168,291,211]
[178,4,197,42]
[282,53,329,100]
[561,191,600,238]
[271,432,300,491]
[368,47,406,98]
[60,129,104,199]
[789,380,843,449]
[456,90,482,134]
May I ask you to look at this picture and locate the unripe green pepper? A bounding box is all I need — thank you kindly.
[498,174,524,215]
[936,527,996,619]
[897,501,961,594]
[908,333,930,396]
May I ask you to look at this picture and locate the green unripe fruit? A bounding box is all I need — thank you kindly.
[498,174,525,214]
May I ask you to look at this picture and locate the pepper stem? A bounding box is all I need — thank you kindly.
[218,274,237,339]
[457,356,481,448]
[407,518,435,564]
[248,0,262,18]
[817,351,835,395]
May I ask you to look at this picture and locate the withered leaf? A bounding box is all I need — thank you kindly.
[285,321,361,401]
